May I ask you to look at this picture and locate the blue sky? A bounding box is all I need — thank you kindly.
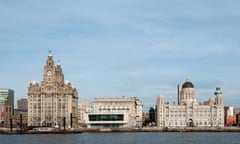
[0,0,240,111]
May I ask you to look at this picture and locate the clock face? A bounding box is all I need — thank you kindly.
[47,70,52,76]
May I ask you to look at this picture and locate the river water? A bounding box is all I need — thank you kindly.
[0,132,239,144]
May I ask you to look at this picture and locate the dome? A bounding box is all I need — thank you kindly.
[182,81,194,88]
[31,81,37,85]
[65,80,70,85]
[182,77,194,88]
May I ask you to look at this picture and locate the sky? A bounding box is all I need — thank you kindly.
[0,0,240,111]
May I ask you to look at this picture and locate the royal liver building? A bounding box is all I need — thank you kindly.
[156,78,224,128]
[28,53,78,128]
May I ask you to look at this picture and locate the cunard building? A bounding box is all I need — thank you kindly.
[28,52,78,128]
[156,78,224,128]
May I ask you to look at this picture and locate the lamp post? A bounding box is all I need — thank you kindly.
[20,114,23,130]
[70,113,73,128]
[10,118,13,131]
[63,117,66,131]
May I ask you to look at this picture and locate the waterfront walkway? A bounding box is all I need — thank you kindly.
[1,127,240,134]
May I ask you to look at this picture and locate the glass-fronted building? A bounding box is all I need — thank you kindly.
[88,114,124,128]
[0,89,14,123]
[86,97,143,128]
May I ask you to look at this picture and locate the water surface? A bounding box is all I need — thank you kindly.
[0,132,239,144]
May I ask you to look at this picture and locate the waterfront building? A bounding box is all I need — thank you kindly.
[224,106,235,126]
[13,109,28,128]
[156,78,224,128]
[86,97,143,128]
[224,106,234,117]
[17,98,28,111]
[0,88,14,124]
[236,113,240,126]
[233,107,240,115]
[14,98,28,128]
[27,52,78,128]
[4,96,14,128]
[234,108,240,126]
[78,100,91,127]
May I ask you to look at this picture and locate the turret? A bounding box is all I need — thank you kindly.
[215,87,223,106]
[179,77,197,105]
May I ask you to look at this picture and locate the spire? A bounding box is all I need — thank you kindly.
[45,50,54,68]
[214,87,222,96]
[57,60,61,66]
[186,76,190,82]
[159,93,164,97]
[215,87,223,106]
[48,50,52,56]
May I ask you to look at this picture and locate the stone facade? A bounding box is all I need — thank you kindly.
[13,109,28,129]
[4,96,14,128]
[86,97,143,128]
[156,78,224,128]
[78,100,91,126]
[0,89,14,123]
[17,98,28,111]
[28,53,78,128]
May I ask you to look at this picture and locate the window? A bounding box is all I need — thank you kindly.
[89,114,124,121]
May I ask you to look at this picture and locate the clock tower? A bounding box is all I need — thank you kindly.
[28,52,78,128]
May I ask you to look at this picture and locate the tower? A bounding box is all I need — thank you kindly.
[0,89,14,123]
[177,84,182,105]
[28,52,78,128]
[215,87,223,106]
[178,77,197,105]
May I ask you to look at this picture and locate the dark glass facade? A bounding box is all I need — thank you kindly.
[89,114,124,121]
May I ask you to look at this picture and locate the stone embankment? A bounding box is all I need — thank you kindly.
[0,127,240,134]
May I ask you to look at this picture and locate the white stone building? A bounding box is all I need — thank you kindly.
[156,78,224,128]
[224,106,234,117]
[78,100,91,126]
[85,97,143,128]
